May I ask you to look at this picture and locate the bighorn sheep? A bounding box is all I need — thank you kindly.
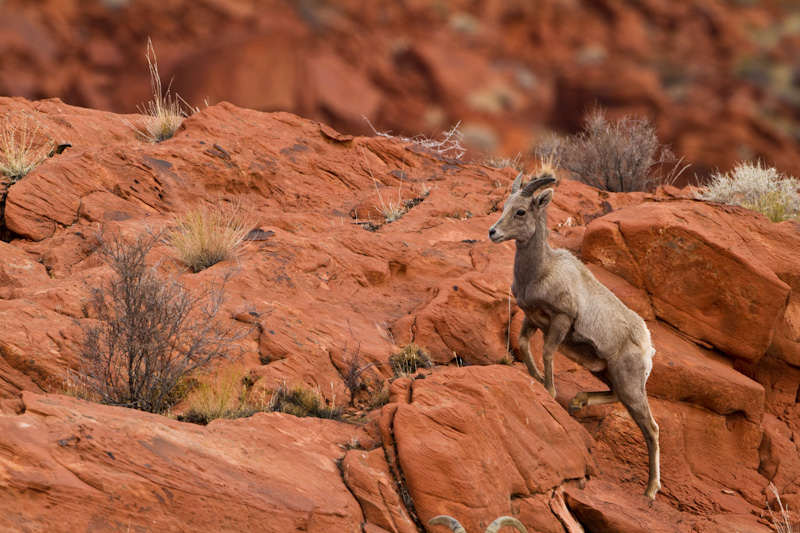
[429,515,527,532]
[488,171,660,500]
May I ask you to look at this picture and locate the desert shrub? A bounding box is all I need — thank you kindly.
[535,109,679,192]
[135,39,192,142]
[368,383,390,409]
[170,200,253,272]
[698,161,800,222]
[181,366,256,424]
[0,111,54,182]
[390,344,432,377]
[78,229,242,414]
[268,383,343,420]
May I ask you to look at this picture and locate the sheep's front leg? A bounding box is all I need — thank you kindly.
[518,316,544,383]
[541,314,571,398]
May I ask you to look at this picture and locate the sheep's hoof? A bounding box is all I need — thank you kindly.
[568,393,587,413]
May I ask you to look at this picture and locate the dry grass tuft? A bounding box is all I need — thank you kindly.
[135,38,192,143]
[482,152,525,173]
[390,344,432,377]
[170,200,254,272]
[767,483,797,533]
[0,111,54,182]
[698,161,800,222]
[182,366,256,424]
[268,383,343,420]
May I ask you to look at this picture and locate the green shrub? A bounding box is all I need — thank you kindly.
[698,161,800,222]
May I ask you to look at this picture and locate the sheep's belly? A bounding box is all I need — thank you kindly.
[558,338,608,372]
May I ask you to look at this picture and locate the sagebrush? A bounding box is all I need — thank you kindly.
[698,161,800,222]
[78,229,242,414]
[536,109,680,192]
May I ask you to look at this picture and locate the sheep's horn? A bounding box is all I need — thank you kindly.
[485,516,528,533]
[429,515,468,533]
[510,172,525,194]
[519,175,556,198]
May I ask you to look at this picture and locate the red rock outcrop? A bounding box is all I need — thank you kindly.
[0,96,798,531]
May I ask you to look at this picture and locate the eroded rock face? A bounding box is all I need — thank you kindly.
[0,392,364,532]
[583,201,796,362]
[0,96,797,531]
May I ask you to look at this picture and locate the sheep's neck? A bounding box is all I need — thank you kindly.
[513,215,552,291]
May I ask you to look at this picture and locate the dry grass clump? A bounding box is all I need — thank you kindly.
[698,161,800,222]
[0,111,54,182]
[535,109,681,192]
[482,152,525,173]
[767,483,797,533]
[390,344,432,377]
[268,383,343,420]
[181,367,257,424]
[136,38,192,143]
[170,200,254,272]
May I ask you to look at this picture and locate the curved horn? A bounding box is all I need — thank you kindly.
[485,516,528,533]
[510,172,524,194]
[519,175,556,198]
[429,515,468,533]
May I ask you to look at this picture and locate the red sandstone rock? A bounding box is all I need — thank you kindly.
[0,392,364,532]
[583,201,795,362]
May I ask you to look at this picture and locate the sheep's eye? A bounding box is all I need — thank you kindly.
[515,209,526,217]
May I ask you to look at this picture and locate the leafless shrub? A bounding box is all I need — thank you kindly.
[536,109,683,192]
[365,117,466,160]
[77,229,243,414]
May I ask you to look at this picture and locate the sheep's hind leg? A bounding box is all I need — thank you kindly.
[568,390,619,413]
[518,316,544,383]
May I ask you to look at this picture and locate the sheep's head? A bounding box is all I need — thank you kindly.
[488,172,556,244]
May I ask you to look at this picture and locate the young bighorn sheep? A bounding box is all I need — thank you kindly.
[488,171,660,500]
[429,515,527,532]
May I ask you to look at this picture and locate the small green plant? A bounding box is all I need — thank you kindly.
[535,108,682,192]
[170,200,253,272]
[268,383,343,420]
[0,111,54,182]
[390,344,432,377]
[698,161,800,222]
[135,38,192,142]
[181,366,257,424]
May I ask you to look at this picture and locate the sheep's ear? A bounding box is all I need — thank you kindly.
[532,188,553,209]
[511,172,524,194]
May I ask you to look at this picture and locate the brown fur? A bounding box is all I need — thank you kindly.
[489,171,661,500]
